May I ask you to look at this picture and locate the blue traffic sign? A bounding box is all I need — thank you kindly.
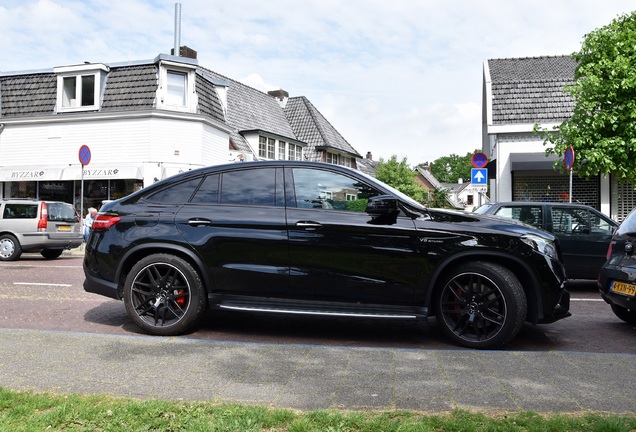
[78,145,91,166]
[471,168,487,184]
[471,152,488,168]
[564,146,575,170]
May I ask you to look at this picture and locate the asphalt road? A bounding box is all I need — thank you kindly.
[0,253,633,354]
[0,253,634,413]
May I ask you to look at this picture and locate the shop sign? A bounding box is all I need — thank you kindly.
[10,170,45,179]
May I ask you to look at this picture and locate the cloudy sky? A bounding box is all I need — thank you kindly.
[1,0,633,165]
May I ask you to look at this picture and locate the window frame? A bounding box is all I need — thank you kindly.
[157,60,198,113]
[54,63,108,113]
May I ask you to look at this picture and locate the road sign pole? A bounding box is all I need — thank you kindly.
[569,169,573,203]
[81,165,84,220]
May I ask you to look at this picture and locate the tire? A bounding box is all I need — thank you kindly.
[123,254,208,336]
[611,304,636,325]
[435,261,527,349]
[0,234,22,261]
[41,249,64,260]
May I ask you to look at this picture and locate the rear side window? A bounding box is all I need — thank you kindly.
[220,169,277,206]
[2,204,38,219]
[145,177,203,204]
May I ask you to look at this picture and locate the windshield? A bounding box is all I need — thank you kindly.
[617,207,636,235]
[357,170,428,211]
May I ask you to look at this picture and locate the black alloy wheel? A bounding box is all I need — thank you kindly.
[124,254,208,336]
[435,261,527,349]
[0,234,22,261]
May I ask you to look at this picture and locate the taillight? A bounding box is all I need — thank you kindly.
[91,214,121,231]
[606,241,613,260]
[37,202,48,231]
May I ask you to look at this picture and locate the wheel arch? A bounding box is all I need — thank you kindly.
[425,250,543,324]
[114,243,212,299]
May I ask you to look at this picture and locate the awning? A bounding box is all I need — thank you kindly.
[61,165,143,180]
[0,167,64,182]
[510,152,559,171]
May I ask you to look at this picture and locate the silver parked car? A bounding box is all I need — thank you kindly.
[0,199,83,261]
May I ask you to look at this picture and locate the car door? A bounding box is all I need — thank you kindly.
[550,206,616,279]
[175,167,289,298]
[284,166,421,306]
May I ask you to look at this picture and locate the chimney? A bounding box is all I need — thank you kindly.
[173,3,181,56]
[268,89,289,108]
[171,45,197,59]
[366,151,373,160]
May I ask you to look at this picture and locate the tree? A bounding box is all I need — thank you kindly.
[536,12,636,182]
[427,150,480,183]
[375,155,425,202]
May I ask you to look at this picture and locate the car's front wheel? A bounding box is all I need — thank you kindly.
[435,261,527,349]
[611,304,636,325]
[123,254,208,336]
[0,234,22,261]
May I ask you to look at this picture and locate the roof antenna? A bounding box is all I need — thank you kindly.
[174,3,181,56]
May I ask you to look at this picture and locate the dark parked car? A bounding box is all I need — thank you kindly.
[475,202,618,280]
[598,207,636,325]
[83,161,570,349]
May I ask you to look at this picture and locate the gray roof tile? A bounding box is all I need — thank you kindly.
[284,96,361,161]
[0,73,56,116]
[487,56,576,124]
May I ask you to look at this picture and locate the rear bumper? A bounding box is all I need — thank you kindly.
[20,233,82,251]
[83,267,121,300]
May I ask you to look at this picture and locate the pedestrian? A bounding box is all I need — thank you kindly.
[83,207,98,243]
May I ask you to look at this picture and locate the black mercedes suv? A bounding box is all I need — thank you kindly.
[83,161,570,349]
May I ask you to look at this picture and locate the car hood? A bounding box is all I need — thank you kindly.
[423,208,556,241]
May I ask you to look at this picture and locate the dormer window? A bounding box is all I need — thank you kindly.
[54,63,108,113]
[157,60,197,113]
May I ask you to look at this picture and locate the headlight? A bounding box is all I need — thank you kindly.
[520,234,558,260]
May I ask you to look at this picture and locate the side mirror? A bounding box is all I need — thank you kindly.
[366,195,400,224]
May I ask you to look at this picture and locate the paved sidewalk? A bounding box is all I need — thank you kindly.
[0,328,634,413]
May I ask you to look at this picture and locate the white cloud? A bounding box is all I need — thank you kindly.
[2,0,634,164]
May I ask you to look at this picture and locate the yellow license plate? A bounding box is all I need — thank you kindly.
[57,226,72,232]
[611,281,636,297]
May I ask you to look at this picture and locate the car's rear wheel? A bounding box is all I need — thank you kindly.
[0,234,22,261]
[610,304,636,325]
[123,254,208,336]
[41,249,63,259]
[435,261,527,349]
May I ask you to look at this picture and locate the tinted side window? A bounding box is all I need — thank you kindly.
[3,204,38,219]
[220,168,277,206]
[552,208,590,234]
[290,168,382,212]
[191,174,220,204]
[145,177,202,204]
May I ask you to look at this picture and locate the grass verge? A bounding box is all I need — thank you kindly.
[0,387,634,431]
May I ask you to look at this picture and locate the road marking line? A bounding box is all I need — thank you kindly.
[13,282,72,287]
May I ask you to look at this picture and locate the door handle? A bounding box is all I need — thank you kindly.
[296,221,322,230]
[188,218,213,227]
